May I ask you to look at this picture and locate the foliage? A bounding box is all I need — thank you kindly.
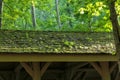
[1,0,120,31]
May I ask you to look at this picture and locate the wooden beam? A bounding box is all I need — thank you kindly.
[82,72,88,80]
[115,71,119,80]
[0,76,4,80]
[14,64,22,72]
[32,62,41,80]
[69,63,88,70]
[73,72,82,80]
[41,62,51,77]
[46,69,64,73]
[0,54,118,62]
[65,68,75,80]
[89,62,103,77]
[20,62,33,78]
[118,61,120,72]
[100,62,111,80]
[15,70,20,80]
[14,64,22,80]
[110,62,117,73]
[77,68,95,72]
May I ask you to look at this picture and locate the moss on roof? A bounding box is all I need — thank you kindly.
[0,30,116,54]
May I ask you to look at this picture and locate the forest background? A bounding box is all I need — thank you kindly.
[1,0,120,31]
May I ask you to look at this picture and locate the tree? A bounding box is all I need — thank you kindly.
[0,0,3,28]
[2,0,120,31]
[66,1,73,27]
[55,0,61,28]
[31,0,37,28]
[109,0,120,71]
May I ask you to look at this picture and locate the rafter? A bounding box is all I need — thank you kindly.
[100,62,111,80]
[110,62,117,73]
[41,62,51,77]
[14,64,22,72]
[89,62,103,76]
[20,62,33,78]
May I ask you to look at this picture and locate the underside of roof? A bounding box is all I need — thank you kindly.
[0,30,116,54]
[0,62,119,80]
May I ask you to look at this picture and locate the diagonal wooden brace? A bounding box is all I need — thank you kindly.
[118,61,120,72]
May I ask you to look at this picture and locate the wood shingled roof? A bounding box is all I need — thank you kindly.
[0,30,116,54]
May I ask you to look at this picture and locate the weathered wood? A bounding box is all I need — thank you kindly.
[0,76,4,80]
[77,68,95,72]
[118,61,120,72]
[115,71,119,80]
[90,62,111,80]
[110,62,117,73]
[65,67,75,80]
[0,54,118,62]
[82,72,88,80]
[41,62,51,77]
[73,72,82,80]
[15,70,20,80]
[89,62,103,76]
[100,62,111,80]
[21,62,51,80]
[14,64,22,72]
[32,62,41,80]
[14,64,22,80]
[20,62,33,77]
[69,63,88,70]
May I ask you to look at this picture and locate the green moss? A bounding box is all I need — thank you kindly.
[0,30,116,54]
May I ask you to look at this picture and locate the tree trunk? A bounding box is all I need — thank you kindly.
[55,0,61,28]
[66,2,73,27]
[109,0,120,71]
[31,1,36,28]
[0,0,3,28]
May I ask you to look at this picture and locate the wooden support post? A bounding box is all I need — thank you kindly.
[90,62,103,76]
[14,64,22,80]
[90,62,111,80]
[15,70,20,80]
[115,71,119,80]
[20,62,51,80]
[100,62,111,80]
[32,62,41,80]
